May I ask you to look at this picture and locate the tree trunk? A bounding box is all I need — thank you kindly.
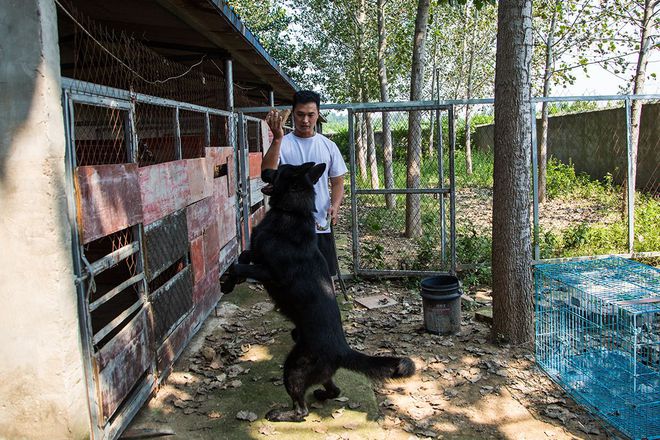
[623,0,653,235]
[491,0,534,345]
[406,0,431,238]
[366,112,380,188]
[464,6,477,176]
[377,0,395,208]
[538,2,557,204]
[356,112,367,179]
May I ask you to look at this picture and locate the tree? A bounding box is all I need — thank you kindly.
[491,0,534,344]
[377,0,396,208]
[406,0,431,238]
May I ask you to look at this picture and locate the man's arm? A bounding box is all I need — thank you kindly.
[262,109,284,171]
[329,175,345,225]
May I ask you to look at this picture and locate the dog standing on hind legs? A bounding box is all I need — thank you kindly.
[221,162,416,422]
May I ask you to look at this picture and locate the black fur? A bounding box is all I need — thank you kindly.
[221,162,415,422]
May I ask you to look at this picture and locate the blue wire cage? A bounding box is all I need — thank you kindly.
[535,257,660,440]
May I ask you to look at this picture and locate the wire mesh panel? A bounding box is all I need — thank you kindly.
[180,109,207,159]
[350,105,455,276]
[535,257,660,440]
[73,103,128,166]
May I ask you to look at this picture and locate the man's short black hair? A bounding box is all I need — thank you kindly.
[293,90,321,111]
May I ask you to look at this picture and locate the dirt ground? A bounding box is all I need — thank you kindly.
[127,278,624,440]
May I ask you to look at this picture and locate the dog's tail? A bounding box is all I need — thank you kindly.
[340,349,415,380]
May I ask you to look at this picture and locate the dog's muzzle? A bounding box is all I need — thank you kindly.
[261,184,274,195]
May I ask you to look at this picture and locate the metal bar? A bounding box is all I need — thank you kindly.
[88,274,145,312]
[348,109,359,275]
[531,251,660,265]
[355,188,450,195]
[448,105,457,275]
[89,242,140,276]
[204,112,211,148]
[61,77,233,116]
[242,114,264,123]
[67,92,132,110]
[174,107,182,160]
[237,93,660,114]
[62,89,103,439]
[356,269,453,278]
[438,111,446,264]
[625,98,634,254]
[531,102,540,261]
[237,113,251,247]
[269,90,275,107]
[126,103,139,164]
[92,300,144,345]
[225,59,234,111]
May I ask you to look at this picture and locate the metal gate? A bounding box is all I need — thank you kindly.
[62,78,239,440]
[348,102,456,276]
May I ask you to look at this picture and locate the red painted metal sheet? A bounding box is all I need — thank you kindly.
[139,161,191,225]
[157,311,193,375]
[185,158,212,205]
[95,309,151,421]
[186,196,216,240]
[219,238,239,276]
[192,263,219,305]
[214,174,229,208]
[206,147,235,197]
[190,236,205,284]
[204,221,221,270]
[218,196,237,249]
[75,164,143,244]
[248,152,262,178]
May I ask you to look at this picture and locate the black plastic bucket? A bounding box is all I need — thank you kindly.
[420,275,462,335]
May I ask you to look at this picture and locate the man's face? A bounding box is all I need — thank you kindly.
[293,102,319,138]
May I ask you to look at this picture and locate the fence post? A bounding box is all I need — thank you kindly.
[531,101,540,261]
[625,98,634,254]
[348,108,359,276]
[237,112,250,249]
[174,106,182,160]
[448,105,456,275]
[437,110,446,265]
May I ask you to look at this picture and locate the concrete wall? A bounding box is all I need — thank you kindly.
[474,103,660,192]
[0,0,89,438]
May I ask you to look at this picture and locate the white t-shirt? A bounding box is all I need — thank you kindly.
[279,132,348,233]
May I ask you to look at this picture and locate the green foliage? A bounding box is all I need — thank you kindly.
[547,100,599,115]
[361,243,385,269]
[456,222,492,287]
[545,157,616,203]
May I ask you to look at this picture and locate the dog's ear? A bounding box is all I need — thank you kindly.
[261,168,276,183]
[307,163,326,184]
[297,162,315,174]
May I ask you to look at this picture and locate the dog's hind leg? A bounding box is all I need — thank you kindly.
[313,379,341,401]
[265,346,311,422]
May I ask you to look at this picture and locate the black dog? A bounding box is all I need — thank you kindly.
[221,162,415,422]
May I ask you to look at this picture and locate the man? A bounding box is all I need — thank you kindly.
[262,90,347,282]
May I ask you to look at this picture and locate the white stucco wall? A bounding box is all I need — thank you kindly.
[0,0,90,438]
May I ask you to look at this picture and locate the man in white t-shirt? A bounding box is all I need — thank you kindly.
[262,90,348,279]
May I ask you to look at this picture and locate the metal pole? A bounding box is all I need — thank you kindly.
[226,58,235,151]
[437,111,446,265]
[204,112,211,148]
[531,102,540,261]
[269,90,275,107]
[625,98,634,254]
[62,91,102,439]
[174,106,182,160]
[237,112,251,248]
[348,109,359,275]
[448,105,457,275]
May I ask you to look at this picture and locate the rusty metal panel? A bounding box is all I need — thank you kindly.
[185,158,212,205]
[190,236,205,284]
[193,263,219,306]
[156,308,194,376]
[144,210,188,282]
[95,309,151,422]
[204,221,220,270]
[150,266,193,344]
[139,160,191,225]
[248,152,262,178]
[186,196,215,241]
[219,238,239,276]
[249,178,266,206]
[206,146,235,196]
[218,195,237,249]
[75,164,143,244]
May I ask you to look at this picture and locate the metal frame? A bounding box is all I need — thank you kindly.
[61,78,238,439]
[347,104,457,277]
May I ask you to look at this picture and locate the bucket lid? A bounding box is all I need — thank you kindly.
[421,275,460,293]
